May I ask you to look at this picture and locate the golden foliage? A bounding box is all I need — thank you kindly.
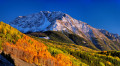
[0,22,73,66]
[3,35,72,66]
[56,54,72,66]
[106,61,112,65]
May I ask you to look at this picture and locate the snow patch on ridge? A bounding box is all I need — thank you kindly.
[39,36,50,39]
[10,11,51,33]
[10,11,103,40]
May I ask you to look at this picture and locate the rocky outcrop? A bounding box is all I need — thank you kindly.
[10,11,120,51]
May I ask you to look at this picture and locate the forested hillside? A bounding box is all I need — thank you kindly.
[10,11,120,51]
[0,22,72,66]
[1,21,120,66]
[29,35,120,66]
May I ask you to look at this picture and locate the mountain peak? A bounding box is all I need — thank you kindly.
[9,11,71,33]
[9,11,96,39]
[9,11,120,51]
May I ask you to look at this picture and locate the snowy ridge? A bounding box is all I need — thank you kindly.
[10,11,107,40]
[10,11,51,33]
[9,11,120,50]
[9,11,118,41]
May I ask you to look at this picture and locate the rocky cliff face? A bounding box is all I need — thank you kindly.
[9,11,104,40]
[10,11,120,51]
[99,29,120,43]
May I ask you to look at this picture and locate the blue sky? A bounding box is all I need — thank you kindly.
[0,0,120,34]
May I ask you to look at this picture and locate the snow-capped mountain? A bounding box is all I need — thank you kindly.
[10,11,104,39]
[10,11,120,50]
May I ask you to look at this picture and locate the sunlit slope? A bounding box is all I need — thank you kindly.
[1,21,120,66]
[30,35,120,66]
[0,22,73,66]
[10,11,120,51]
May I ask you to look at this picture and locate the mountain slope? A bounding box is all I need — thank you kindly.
[10,11,120,51]
[29,35,120,66]
[99,29,120,42]
[27,31,99,50]
[0,21,73,66]
[1,21,120,66]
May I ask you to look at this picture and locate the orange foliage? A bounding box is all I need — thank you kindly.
[3,34,72,66]
[106,61,112,65]
[56,54,72,66]
[0,22,72,66]
[103,51,107,53]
